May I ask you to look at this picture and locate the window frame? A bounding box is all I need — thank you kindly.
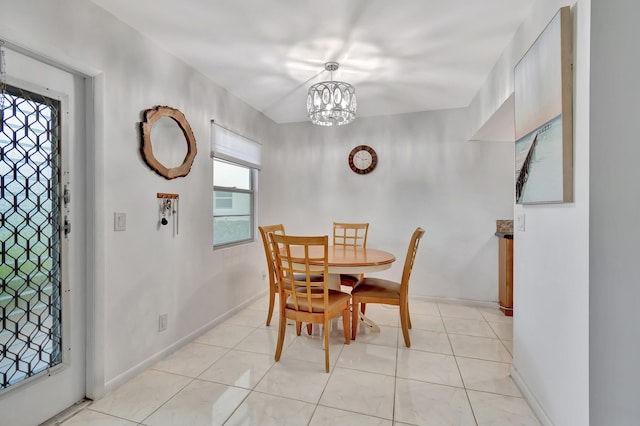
[212,157,255,249]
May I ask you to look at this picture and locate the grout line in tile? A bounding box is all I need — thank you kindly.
[220,384,254,425]
[392,327,400,424]
[85,408,141,425]
[310,342,342,424]
[315,402,396,424]
[444,331,501,339]
[139,375,197,425]
[454,354,513,365]
[445,326,479,426]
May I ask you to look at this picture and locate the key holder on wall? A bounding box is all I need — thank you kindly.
[157,193,179,236]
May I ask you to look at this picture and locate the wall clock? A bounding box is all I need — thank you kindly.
[348,145,378,174]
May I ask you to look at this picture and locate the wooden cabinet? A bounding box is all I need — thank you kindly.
[497,236,513,316]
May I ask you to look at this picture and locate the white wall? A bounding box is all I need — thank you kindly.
[470,1,591,424]
[0,0,276,398]
[261,109,514,302]
[590,0,640,423]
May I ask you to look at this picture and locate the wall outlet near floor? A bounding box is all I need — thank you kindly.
[158,314,168,332]
[516,213,526,232]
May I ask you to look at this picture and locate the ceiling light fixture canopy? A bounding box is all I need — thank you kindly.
[307,62,356,126]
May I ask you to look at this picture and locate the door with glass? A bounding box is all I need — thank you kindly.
[0,47,86,426]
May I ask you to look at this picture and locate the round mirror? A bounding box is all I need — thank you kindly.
[140,106,197,179]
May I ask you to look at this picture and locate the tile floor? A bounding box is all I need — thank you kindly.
[58,296,540,425]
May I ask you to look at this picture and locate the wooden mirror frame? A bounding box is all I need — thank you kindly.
[140,105,197,179]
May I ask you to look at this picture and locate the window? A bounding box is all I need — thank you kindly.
[213,159,254,246]
[211,122,261,248]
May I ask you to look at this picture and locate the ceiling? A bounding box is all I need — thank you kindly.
[91,0,535,125]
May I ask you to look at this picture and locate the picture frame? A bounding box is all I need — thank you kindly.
[514,6,573,204]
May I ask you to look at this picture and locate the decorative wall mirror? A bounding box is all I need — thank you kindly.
[140,105,197,179]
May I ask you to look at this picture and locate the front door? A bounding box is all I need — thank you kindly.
[0,47,87,426]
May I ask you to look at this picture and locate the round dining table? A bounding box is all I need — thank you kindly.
[283,245,396,289]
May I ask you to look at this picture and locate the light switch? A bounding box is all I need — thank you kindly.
[516,213,525,232]
[114,212,126,231]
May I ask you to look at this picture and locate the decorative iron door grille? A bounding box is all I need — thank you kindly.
[0,84,62,390]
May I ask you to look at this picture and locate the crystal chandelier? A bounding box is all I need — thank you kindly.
[307,62,356,126]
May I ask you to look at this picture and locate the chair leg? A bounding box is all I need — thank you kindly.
[360,302,366,315]
[342,305,351,344]
[406,301,412,329]
[275,309,287,361]
[266,285,276,326]
[306,323,313,335]
[399,303,411,348]
[324,319,330,373]
[351,300,359,340]
[296,321,302,336]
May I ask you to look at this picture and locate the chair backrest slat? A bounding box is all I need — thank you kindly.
[333,222,369,248]
[272,234,329,314]
[400,227,426,298]
[258,224,286,289]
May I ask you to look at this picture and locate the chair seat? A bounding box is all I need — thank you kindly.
[351,277,401,300]
[293,273,324,282]
[286,289,351,313]
[339,273,360,287]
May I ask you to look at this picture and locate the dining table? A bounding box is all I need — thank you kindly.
[284,245,397,333]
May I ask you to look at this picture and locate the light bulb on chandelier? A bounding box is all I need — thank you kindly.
[307,62,357,126]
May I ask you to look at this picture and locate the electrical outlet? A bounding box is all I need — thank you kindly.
[516,213,526,232]
[158,314,168,332]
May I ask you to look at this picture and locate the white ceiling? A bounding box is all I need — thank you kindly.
[91,0,535,124]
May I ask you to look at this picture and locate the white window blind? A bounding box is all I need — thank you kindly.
[211,121,262,170]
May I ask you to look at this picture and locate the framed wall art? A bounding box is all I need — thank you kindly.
[514,6,573,204]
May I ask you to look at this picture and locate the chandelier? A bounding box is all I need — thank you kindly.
[307,62,356,126]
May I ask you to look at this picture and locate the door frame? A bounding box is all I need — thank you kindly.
[83,70,106,401]
[0,39,106,413]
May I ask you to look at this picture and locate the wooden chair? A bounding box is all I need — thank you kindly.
[333,222,369,313]
[258,224,287,326]
[259,224,323,330]
[350,227,425,347]
[271,234,351,372]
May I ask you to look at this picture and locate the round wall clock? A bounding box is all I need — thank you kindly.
[348,145,378,174]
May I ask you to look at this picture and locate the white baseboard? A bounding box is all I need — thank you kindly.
[102,291,266,395]
[410,294,500,310]
[511,365,554,426]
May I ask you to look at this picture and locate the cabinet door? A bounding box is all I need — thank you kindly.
[498,238,514,316]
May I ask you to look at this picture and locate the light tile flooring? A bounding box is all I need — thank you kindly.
[59,297,540,425]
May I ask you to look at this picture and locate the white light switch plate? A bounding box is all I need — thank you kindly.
[516,213,525,232]
[114,212,126,231]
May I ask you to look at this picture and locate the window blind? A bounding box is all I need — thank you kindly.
[211,121,262,170]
